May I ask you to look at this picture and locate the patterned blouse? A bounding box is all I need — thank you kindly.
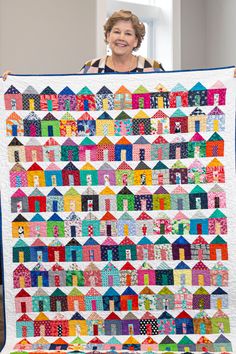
[79,55,164,74]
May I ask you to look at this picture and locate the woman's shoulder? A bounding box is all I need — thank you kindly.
[79,57,107,74]
[137,55,164,71]
[79,55,164,74]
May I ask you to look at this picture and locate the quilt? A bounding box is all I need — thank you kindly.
[0,67,236,354]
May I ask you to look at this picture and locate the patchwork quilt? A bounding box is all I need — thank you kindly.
[0,67,236,354]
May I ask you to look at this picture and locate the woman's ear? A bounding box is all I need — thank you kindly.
[106,31,110,44]
[134,37,138,50]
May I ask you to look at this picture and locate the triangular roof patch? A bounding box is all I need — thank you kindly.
[208,132,223,141]
[59,86,75,95]
[115,111,132,120]
[190,82,207,91]
[133,85,149,94]
[5,85,21,94]
[77,86,94,95]
[171,108,187,117]
[40,86,57,95]
[27,162,43,171]
[171,83,187,92]
[97,85,113,94]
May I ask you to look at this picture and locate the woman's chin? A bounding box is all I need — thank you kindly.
[112,49,132,57]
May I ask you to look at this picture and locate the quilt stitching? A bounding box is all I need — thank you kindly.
[0,69,235,353]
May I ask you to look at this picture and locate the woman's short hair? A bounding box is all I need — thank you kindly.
[104,9,145,51]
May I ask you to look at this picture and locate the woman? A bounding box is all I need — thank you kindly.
[79,9,164,74]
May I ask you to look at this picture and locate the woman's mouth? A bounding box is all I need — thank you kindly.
[115,42,127,47]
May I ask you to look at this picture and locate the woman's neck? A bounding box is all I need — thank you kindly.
[107,54,137,72]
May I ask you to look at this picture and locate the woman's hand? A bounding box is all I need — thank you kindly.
[2,70,11,81]
[234,68,236,77]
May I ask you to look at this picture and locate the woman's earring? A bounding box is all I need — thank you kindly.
[107,43,111,55]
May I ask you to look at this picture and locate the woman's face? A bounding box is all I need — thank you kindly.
[106,20,138,57]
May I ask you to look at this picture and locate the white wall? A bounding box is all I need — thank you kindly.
[180,0,236,69]
[0,0,97,74]
[180,0,206,69]
[155,0,181,70]
[205,0,236,67]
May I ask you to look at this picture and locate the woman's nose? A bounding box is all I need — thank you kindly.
[118,32,125,40]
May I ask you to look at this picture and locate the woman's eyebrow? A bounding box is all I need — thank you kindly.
[112,27,133,33]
